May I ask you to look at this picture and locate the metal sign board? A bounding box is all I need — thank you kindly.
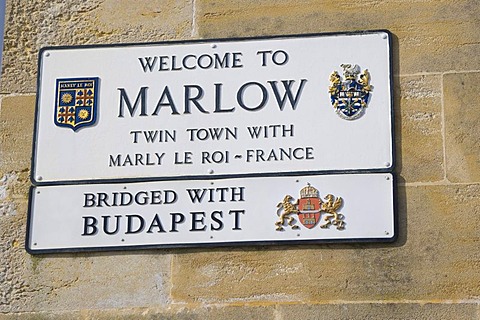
[26,173,395,253]
[31,31,393,185]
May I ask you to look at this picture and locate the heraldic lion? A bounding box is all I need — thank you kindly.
[275,195,300,231]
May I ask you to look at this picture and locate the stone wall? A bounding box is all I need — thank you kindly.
[0,0,479,319]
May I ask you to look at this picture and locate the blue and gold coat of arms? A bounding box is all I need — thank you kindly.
[55,78,99,131]
[329,64,372,120]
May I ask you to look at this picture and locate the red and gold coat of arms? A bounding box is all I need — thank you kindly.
[276,184,345,231]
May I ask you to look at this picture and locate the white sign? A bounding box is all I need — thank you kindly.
[27,173,395,253]
[31,31,393,184]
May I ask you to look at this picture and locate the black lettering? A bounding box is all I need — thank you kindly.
[187,188,207,203]
[97,193,110,207]
[138,56,157,72]
[150,191,163,205]
[198,54,213,69]
[182,54,196,70]
[152,86,180,115]
[256,50,271,66]
[120,192,133,206]
[130,130,141,143]
[184,85,208,114]
[232,52,243,68]
[217,187,228,202]
[147,214,166,233]
[272,50,289,65]
[143,130,158,143]
[109,154,121,167]
[210,211,224,231]
[164,190,178,204]
[306,147,314,159]
[102,215,121,235]
[82,216,98,236]
[84,193,96,207]
[126,214,145,234]
[231,187,245,201]
[158,56,169,71]
[170,213,185,232]
[214,53,229,68]
[118,87,148,117]
[268,79,307,111]
[237,82,268,111]
[214,83,235,113]
[171,55,182,71]
[190,212,207,231]
[135,191,149,205]
[229,209,245,230]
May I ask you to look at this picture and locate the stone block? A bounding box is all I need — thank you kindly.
[1,0,194,93]
[395,75,443,183]
[195,0,479,75]
[0,205,30,313]
[0,95,36,173]
[0,311,83,320]
[378,184,480,300]
[170,184,480,303]
[0,305,276,319]
[83,305,275,320]
[444,72,480,183]
[0,250,172,313]
[278,302,478,320]
[23,253,172,312]
[0,96,33,314]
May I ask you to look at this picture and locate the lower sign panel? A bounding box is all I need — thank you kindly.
[27,173,395,253]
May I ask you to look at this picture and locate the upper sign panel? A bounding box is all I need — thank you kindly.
[32,31,393,184]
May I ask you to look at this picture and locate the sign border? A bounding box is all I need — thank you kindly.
[30,29,395,187]
[25,173,398,254]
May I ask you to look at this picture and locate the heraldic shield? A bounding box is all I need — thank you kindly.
[54,78,99,131]
[297,185,322,229]
[329,64,372,120]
